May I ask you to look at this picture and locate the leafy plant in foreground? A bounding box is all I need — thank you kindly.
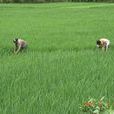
[80,97,113,114]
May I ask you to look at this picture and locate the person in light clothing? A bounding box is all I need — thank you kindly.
[96,38,110,51]
[13,38,27,54]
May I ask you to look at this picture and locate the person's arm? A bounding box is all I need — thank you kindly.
[15,45,21,54]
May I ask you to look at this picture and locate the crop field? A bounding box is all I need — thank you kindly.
[0,3,114,114]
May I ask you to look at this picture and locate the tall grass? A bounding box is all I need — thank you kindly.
[0,3,114,114]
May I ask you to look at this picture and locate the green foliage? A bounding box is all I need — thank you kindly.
[0,3,114,114]
[80,97,110,114]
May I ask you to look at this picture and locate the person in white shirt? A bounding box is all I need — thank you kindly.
[13,38,27,54]
[96,38,110,51]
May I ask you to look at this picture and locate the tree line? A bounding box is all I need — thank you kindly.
[0,0,114,3]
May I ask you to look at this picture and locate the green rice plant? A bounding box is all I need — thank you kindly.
[0,3,114,114]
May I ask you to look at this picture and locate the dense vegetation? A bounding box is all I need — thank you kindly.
[0,3,114,114]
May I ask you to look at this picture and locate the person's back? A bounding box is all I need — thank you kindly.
[17,39,27,48]
[100,38,110,45]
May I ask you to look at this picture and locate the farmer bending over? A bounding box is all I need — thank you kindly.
[13,38,27,54]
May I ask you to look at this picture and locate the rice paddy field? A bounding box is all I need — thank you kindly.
[0,2,114,114]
